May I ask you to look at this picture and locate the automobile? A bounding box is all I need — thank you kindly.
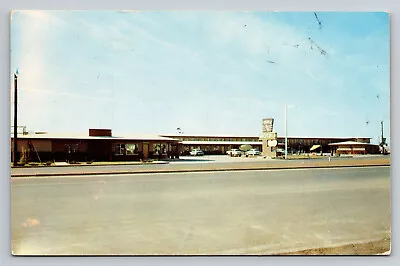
[246,149,261,156]
[276,148,285,154]
[189,149,204,156]
[227,149,242,157]
[276,148,285,158]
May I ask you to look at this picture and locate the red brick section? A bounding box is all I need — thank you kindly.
[89,129,112,137]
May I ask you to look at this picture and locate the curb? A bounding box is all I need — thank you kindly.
[10,161,170,168]
[10,164,390,178]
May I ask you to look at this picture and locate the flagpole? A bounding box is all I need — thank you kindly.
[285,103,288,160]
[13,70,19,166]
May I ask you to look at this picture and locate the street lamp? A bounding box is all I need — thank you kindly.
[284,104,298,160]
[284,104,288,160]
[13,69,19,166]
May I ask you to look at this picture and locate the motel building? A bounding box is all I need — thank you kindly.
[328,141,380,155]
[160,134,262,155]
[161,134,376,156]
[11,128,381,164]
[11,129,180,163]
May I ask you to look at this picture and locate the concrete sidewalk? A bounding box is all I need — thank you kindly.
[11,160,169,168]
[10,156,391,178]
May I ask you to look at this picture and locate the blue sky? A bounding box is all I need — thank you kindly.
[10,11,390,145]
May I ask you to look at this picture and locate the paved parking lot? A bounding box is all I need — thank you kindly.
[11,155,390,178]
[170,154,388,164]
[170,155,269,164]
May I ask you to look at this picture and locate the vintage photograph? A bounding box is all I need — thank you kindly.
[10,10,390,255]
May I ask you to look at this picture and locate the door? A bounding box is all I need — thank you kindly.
[143,142,149,160]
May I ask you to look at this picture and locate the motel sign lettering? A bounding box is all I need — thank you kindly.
[262,132,277,140]
[262,118,274,133]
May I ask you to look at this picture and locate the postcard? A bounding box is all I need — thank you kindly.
[10,10,391,255]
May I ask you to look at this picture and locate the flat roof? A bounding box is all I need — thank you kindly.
[162,134,371,140]
[328,141,377,146]
[161,134,261,138]
[278,136,371,140]
[11,133,179,142]
[181,141,262,145]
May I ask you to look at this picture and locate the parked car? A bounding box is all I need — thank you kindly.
[190,149,204,156]
[246,149,261,156]
[276,148,285,158]
[276,148,285,154]
[227,149,242,157]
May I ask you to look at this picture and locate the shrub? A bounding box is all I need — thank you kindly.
[239,144,252,153]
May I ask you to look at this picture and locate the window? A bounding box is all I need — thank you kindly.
[126,144,138,155]
[153,144,161,155]
[115,143,138,155]
[114,144,125,155]
[65,144,79,153]
[153,144,167,155]
[161,144,167,154]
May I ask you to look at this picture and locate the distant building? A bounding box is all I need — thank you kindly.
[328,141,380,155]
[10,126,28,135]
[160,135,374,155]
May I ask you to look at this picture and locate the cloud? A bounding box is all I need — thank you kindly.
[245,59,266,76]
[80,15,175,52]
[20,88,115,102]
[306,67,318,81]
[15,10,50,22]
[130,24,175,48]
[14,10,64,25]
[206,13,307,56]
[11,11,54,126]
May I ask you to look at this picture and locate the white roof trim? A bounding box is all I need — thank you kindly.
[11,134,178,142]
[180,141,262,145]
[328,141,376,146]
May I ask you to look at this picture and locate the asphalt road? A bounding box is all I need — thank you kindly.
[10,155,390,177]
[11,166,390,255]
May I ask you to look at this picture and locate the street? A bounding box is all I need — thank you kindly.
[11,166,390,255]
[10,155,390,177]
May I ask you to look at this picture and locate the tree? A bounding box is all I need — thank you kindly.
[239,144,252,153]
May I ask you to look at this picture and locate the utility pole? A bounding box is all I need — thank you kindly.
[381,121,385,154]
[13,70,18,166]
[285,103,288,160]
